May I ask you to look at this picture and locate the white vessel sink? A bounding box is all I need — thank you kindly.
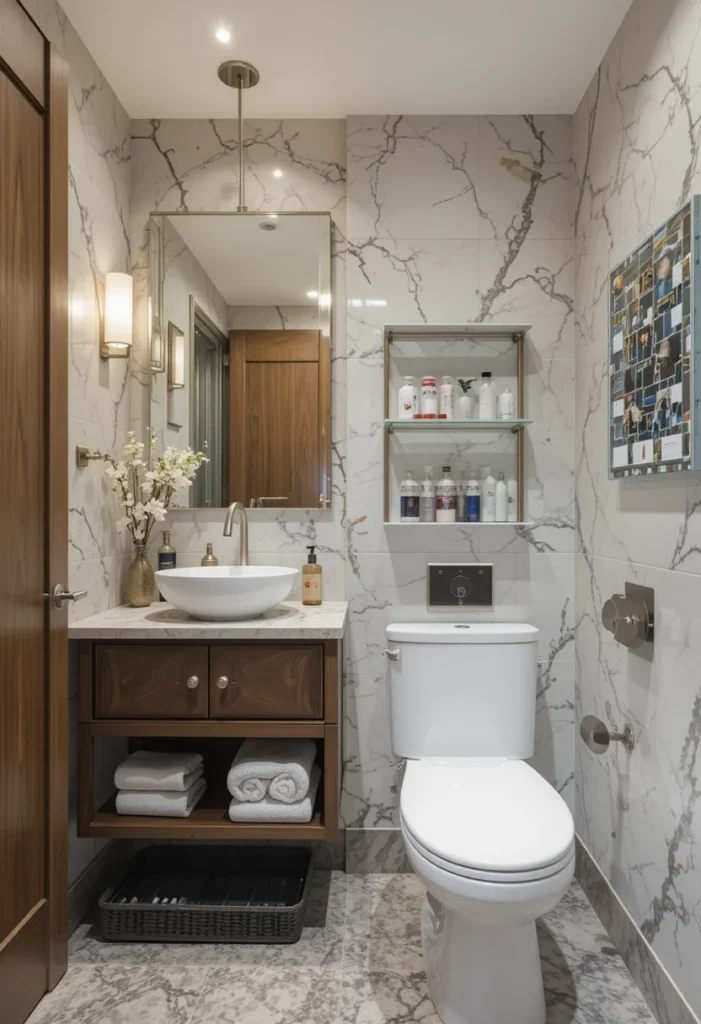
[155,566,298,621]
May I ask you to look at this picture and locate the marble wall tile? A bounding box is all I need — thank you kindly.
[345,115,575,839]
[574,0,701,1015]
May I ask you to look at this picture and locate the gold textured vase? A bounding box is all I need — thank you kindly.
[126,544,155,607]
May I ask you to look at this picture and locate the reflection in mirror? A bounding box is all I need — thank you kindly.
[149,212,332,510]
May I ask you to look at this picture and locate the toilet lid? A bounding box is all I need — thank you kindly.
[400,759,574,874]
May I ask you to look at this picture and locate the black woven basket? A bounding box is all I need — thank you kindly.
[99,845,313,944]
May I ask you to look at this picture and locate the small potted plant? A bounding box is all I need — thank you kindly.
[89,431,208,607]
[457,378,477,419]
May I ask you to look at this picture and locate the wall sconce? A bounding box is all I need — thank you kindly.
[167,321,185,389]
[101,272,133,359]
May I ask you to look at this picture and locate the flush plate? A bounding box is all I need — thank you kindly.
[427,563,493,609]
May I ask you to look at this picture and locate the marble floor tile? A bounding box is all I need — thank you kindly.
[45,876,659,1024]
[68,870,346,969]
[343,874,425,973]
[25,964,207,1024]
[341,971,441,1024]
[188,966,342,1024]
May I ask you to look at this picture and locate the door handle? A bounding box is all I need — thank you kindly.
[46,583,88,608]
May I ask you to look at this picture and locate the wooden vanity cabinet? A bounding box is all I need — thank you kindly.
[77,638,342,841]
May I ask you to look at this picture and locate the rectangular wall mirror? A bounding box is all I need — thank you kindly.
[149,212,332,510]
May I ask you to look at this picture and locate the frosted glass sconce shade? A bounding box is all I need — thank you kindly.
[101,272,133,359]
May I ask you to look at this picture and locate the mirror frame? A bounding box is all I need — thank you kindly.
[147,210,334,512]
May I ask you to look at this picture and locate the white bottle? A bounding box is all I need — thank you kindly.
[495,472,508,521]
[398,376,418,420]
[419,466,436,523]
[481,469,496,522]
[439,376,454,420]
[436,465,457,523]
[507,475,518,523]
[478,372,496,420]
[497,387,515,420]
[400,470,420,522]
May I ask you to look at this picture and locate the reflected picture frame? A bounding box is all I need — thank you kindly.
[149,218,165,372]
[167,321,185,390]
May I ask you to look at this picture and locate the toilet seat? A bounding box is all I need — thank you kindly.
[400,758,574,881]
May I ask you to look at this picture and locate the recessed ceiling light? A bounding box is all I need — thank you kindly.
[215,26,231,43]
[273,168,283,178]
[306,290,319,299]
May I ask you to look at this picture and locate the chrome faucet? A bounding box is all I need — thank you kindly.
[223,501,249,566]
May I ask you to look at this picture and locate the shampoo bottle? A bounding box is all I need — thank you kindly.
[478,372,496,420]
[495,472,508,521]
[419,466,436,523]
[481,469,496,522]
[436,466,457,523]
[507,475,519,523]
[158,530,176,601]
[303,545,322,606]
[466,475,481,522]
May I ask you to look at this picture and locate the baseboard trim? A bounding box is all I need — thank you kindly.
[576,836,699,1024]
[345,827,411,874]
[68,841,132,936]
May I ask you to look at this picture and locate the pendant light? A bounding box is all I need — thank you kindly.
[217,60,260,212]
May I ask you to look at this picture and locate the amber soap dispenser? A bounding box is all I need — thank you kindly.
[302,545,322,606]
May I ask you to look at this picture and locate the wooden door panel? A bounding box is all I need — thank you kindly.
[95,645,209,719]
[210,645,323,719]
[246,361,319,508]
[0,70,46,950]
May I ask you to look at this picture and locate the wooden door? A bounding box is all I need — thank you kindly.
[229,330,330,508]
[0,2,69,1020]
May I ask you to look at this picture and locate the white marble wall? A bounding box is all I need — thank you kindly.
[20,0,133,886]
[574,0,701,1013]
[343,116,576,835]
[129,119,348,590]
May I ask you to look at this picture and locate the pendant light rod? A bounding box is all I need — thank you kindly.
[217,60,260,213]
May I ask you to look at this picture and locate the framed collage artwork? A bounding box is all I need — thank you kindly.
[608,198,700,478]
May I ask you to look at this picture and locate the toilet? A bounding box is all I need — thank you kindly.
[386,622,575,1024]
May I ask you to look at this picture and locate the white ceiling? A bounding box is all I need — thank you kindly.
[60,0,634,118]
[166,214,330,305]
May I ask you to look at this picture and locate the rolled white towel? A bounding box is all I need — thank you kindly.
[227,738,317,803]
[228,765,320,823]
[114,750,203,792]
[116,777,207,817]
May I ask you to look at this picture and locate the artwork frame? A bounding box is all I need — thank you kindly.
[608,197,701,479]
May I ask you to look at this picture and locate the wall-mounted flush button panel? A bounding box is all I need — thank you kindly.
[427,563,493,609]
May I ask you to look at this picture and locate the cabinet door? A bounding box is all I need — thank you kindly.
[210,645,323,719]
[95,645,208,718]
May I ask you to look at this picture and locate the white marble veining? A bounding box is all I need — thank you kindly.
[343,115,576,831]
[575,0,701,1015]
[68,600,348,640]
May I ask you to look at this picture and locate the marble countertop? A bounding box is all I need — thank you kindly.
[68,601,348,640]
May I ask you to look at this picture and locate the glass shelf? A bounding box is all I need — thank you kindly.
[383,520,532,527]
[385,418,531,434]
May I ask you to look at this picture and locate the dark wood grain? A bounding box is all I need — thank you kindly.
[46,45,69,990]
[0,59,48,1011]
[228,329,327,508]
[95,645,209,719]
[0,0,44,106]
[323,723,339,839]
[210,644,323,719]
[0,902,48,1024]
[87,719,326,738]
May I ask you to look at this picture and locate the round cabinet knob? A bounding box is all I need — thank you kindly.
[216,675,229,690]
[186,675,199,690]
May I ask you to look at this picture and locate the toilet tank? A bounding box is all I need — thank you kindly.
[386,622,539,759]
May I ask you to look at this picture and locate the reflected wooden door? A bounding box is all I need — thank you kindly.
[229,330,330,508]
[0,2,69,1020]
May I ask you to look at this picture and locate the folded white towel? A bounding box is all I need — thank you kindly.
[228,765,320,823]
[227,738,317,804]
[114,751,203,792]
[116,777,207,817]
